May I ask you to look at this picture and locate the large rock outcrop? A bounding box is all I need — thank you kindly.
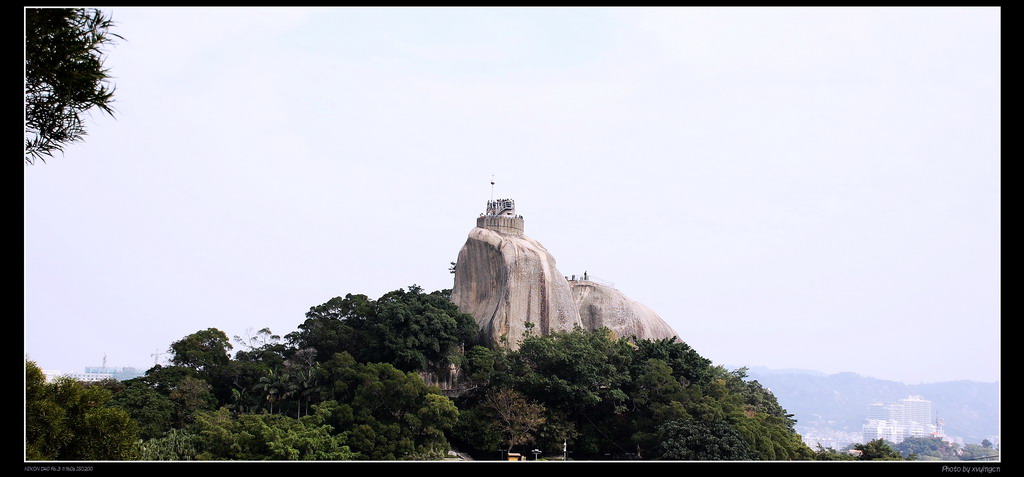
[452,198,679,348]
[571,280,678,341]
[452,225,581,348]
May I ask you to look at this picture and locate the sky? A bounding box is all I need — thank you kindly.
[24,7,999,385]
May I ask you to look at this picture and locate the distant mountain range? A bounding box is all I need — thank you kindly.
[738,366,999,444]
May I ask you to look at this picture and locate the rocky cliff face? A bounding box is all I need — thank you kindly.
[571,281,678,341]
[452,200,679,348]
[451,226,581,349]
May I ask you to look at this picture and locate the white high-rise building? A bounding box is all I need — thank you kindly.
[900,395,936,438]
[867,402,903,422]
[862,395,936,443]
[862,419,905,443]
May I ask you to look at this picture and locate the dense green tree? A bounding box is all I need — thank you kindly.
[633,359,685,405]
[214,360,272,415]
[493,327,637,458]
[960,443,998,461]
[854,439,905,461]
[138,428,199,461]
[26,361,140,460]
[109,379,175,439]
[169,328,233,373]
[632,336,714,387]
[655,418,757,460]
[895,436,959,460]
[139,364,199,394]
[502,327,633,412]
[459,345,496,388]
[25,8,121,164]
[316,354,460,460]
[364,286,478,371]
[482,388,546,453]
[233,327,287,368]
[286,294,373,362]
[460,327,811,458]
[626,358,697,455]
[449,406,503,457]
[447,327,809,461]
[534,409,578,457]
[192,407,356,460]
[88,377,125,395]
[169,376,216,427]
[277,347,322,417]
[730,412,812,460]
[695,367,813,460]
[720,366,796,429]
[812,444,857,461]
[288,286,477,372]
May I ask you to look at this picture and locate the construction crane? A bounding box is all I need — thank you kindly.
[150,349,166,367]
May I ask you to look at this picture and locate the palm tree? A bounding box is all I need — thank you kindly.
[228,387,246,414]
[281,373,300,418]
[296,365,323,418]
[256,368,286,414]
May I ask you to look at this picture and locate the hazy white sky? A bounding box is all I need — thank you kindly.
[24,7,999,384]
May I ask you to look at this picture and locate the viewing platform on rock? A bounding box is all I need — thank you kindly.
[477,198,524,235]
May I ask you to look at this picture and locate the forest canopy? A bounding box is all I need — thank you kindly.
[26,284,826,461]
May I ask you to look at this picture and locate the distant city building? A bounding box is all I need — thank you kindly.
[84,366,145,381]
[42,366,144,383]
[41,369,69,383]
[900,395,935,438]
[867,402,903,422]
[798,425,863,450]
[863,418,905,443]
[861,395,937,443]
